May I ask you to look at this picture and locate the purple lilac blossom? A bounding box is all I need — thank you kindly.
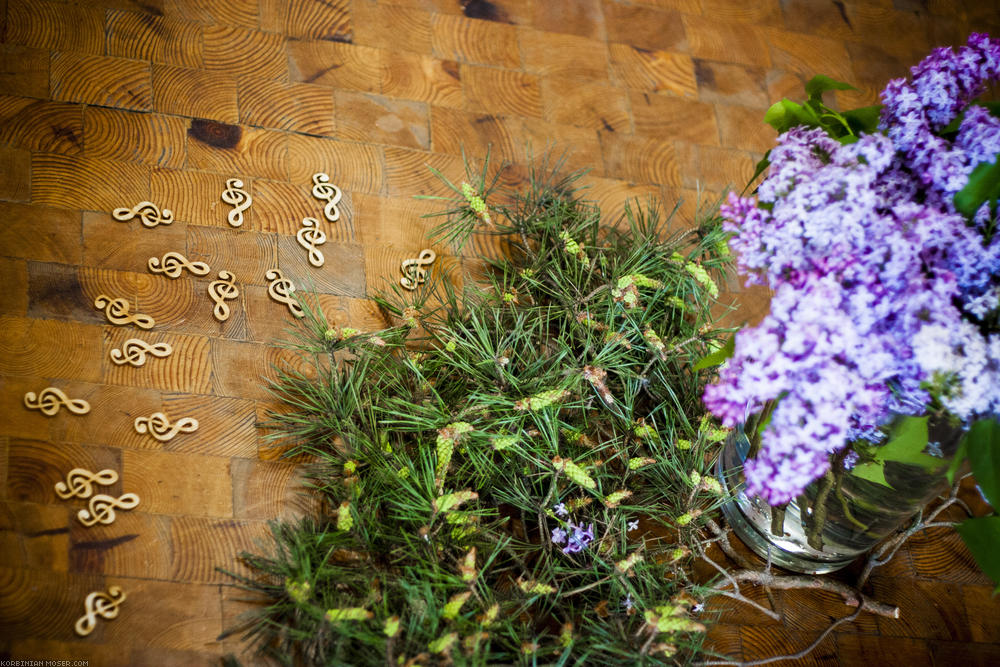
[562,522,595,555]
[707,34,1000,505]
[551,527,567,544]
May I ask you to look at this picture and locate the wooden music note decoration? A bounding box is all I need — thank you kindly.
[207,270,239,321]
[400,249,437,291]
[266,269,305,318]
[55,468,119,500]
[311,173,342,223]
[109,339,173,367]
[148,252,210,278]
[74,586,127,636]
[77,492,141,527]
[134,412,199,442]
[296,217,326,267]
[94,295,155,329]
[112,201,173,227]
[23,387,91,416]
[221,178,252,227]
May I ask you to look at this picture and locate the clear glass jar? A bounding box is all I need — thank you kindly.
[716,417,965,574]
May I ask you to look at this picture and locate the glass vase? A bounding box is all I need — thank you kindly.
[716,417,965,574]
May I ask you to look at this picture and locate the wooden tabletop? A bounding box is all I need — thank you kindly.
[2,1,999,665]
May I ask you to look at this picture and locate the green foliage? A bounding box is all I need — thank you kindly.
[223,156,735,665]
[955,517,1000,594]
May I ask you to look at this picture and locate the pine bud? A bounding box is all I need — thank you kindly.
[433,490,478,514]
[384,615,401,637]
[325,607,373,622]
[442,591,472,619]
[336,501,353,531]
[459,547,477,583]
[284,578,311,604]
[615,551,644,573]
[603,489,632,508]
[628,457,656,470]
[428,632,458,654]
[553,456,596,490]
[518,579,557,595]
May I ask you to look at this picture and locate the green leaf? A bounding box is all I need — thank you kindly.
[693,334,735,371]
[946,436,968,485]
[841,105,882,135]
[966,418,1000,509]
[954,156,1000,219]
[850,461,892,488]
[955,516,1000,593]
[763,100,820,134]
[805,74,856,103]
[876,416,943,470]
[742,150,771,196]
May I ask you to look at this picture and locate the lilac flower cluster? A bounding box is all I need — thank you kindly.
[551,521,595,555]
[705,34,1000,505]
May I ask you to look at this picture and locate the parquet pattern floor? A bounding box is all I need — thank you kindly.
[2,1,999,665]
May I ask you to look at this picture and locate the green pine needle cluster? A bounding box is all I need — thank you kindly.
[224,156,736,666]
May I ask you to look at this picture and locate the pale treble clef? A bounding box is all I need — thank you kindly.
[94,295,156,329]
[134,412,199,442]
[207,270,239,321]
[112,201,174,227]
[23,387,91,416]
[148,252,211,278]
[74,586,127,636]
[400,249,437,291]
[221,178,252,227]
[55,468,119,500]
[77,492,141,527]
[109,339,173,367]
[265,269,305,318]
[311,173,343,223]
[296,217,327,267]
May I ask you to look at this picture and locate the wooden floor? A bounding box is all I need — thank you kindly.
[2,0,999,665]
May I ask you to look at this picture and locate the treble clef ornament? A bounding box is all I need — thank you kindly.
[23,387,91,416]
[148,252,210,278]
[207,270,239,321]
[296,217,326,267]
[311,172,342,223]
[112,201,173,227]
[134,412,199,442]
[265,269,305,318]
[74,586,127,636]
[109,339,173,366]
[94,295,155,329]
[221,178,252,227]
[400,249,437,291]
[77,492,141,527]
[55,468,119,500]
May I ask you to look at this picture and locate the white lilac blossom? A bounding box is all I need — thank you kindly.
[706,33,1000,505]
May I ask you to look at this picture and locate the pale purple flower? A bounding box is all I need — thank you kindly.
[553,502,568,517]
[562,522,595,555]
[551,527,567,544]
[627,519,640,532]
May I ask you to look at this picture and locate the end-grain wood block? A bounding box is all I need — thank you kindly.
[238,78,336,136]
[683,144,755,191]
[781,588,879,635]
[609,44,697,98]
[335,91,430,150]
[833,635,933,665]
[384,146,465,197]
[532,0,604,40]
[461,65,542,118]
[0,45,49,98]
[842,5,930,62]
[602,1,686,53]
[210,340,307,402]
[763,27,854,85]
[186,123,288,182]
[252,179,355,243]
[161,394,257,458]
[69,511,172,578]
[123,450,232,518]
[739,625,838,665]
[288,40,382,93]
[352,0,432,54]
[702,624,743,661]
[28,262,112,326]
[275,235,366,298]
[152,64,239,124]
[907,525,994,585]
[83,108,188,169]
[682,15,771,69]
[5,0,105,54]
[362,245,462,307]
[31,154,149,213]
[201,25,285,80]
[692,60,769,108]
[431,13,520,68]
[106,9,204,69]
[151,167,249,229]
[962,584,1000,643]
[630,92,718,144]
[380,51,464,108]
[0,316,103,382]
[518,117,605,177]
[0,97,83,155]
[82,211,187,272]
[48,383,165,451]
[699,0,784,26]
[0,567,105,642]
[168,515,272,583]
[0,202,83,265]
[101,328,212,395]
[5,639,138,667]
[6,439,122,505]
[599,133,681,187]
[520,29,610,80]
[260,0,352,41]
[541,78,631,133]
[285,134,386,195]
[163,0,259,28]
[0,260,29,317]
[873,578,973,641]
[716,104,778,153]
[185,225,278,286]
[231,458,316,521]
[128,270,247,340]
[352,192,438,250]
[51,52,152,112]
[0,502,72,572]
[430,107,523,162]
[576,175,663,222]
